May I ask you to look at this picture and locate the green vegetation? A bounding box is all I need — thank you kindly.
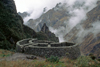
[0,52,11,58]
[0,56,100,67]
[98,58,100,62]
[0,49,14,58]
[89,53,96,60]
[0,1,34,50]
[0,49,100,67]
[76,56,92,67]
[0,0,58,50]
[0,1,24,49]
[36,32,50,40]
[46,55,59,63]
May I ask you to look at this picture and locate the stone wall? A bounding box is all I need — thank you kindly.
[16,38,80,59]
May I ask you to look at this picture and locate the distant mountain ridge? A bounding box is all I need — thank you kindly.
[0,0,58,50]
[19,3,69,32]
[18,12,30,19]
[19,1,100,57]
[64,3,100,57]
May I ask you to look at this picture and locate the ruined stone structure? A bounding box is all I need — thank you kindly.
[16,38,80,59]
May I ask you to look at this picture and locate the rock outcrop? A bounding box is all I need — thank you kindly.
[41,23,59,42]
[36,23,59,42]
[0,0,35,49]
[41,23,49,33]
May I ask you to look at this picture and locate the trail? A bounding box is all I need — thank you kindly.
[0,53,45,61]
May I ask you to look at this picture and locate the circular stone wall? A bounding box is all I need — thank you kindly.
[16,38,81,59]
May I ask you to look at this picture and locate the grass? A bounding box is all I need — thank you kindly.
[0,60,66,67]
[0,49,14,58]
[0,49,100,67]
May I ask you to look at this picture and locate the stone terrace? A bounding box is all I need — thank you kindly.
[16,38,80,59]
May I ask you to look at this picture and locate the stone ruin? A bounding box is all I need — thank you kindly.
[16,38,81,59]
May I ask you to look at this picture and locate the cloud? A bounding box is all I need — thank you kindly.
[49,0,98,42]
[14,0,99,42]
[14,0,66,21]
[49,26,66,42]
[74,20,100,43]
[64,0,97,31]
[14,0,98,23]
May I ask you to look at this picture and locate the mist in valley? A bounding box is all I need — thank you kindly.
[14,0,100,43]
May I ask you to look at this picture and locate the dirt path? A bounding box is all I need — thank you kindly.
[0,53,45,61]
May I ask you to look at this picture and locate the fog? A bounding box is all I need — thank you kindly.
[49,0,98,42]
[14,0,66,23]
[14,0,99,42]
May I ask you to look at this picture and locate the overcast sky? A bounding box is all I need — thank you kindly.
[14,0,98,23]
[14,0,67,12]
[14,0,98,42]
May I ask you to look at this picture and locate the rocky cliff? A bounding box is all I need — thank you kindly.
[36,23,59,42]
[0,0,35,49]
[40,23,59,42]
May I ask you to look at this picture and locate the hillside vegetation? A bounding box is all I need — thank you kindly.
[20,1,100,57]
[0,0,37,49]
[0,0,58,50]
[0,49,100,67]
[0,0,26,49]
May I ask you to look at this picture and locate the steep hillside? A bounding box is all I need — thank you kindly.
[19,3,69,32]
[0,0,35,49]
[64,3,100,57]
[19,1,100,57]
[0,0,59,50]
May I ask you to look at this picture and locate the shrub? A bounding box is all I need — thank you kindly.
[75,56,92,67]
[46,55,59,63]
[89,53,96,60]
[98,58,100,62]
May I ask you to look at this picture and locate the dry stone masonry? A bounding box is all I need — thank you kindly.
[16,38,81,59]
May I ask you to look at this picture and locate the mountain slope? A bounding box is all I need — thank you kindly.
[19,3,69,32]
[64,3,100,57]
[19,2,100,57]
[0,0,35,49]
